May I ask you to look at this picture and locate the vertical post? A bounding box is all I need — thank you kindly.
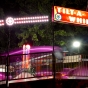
[6,55,9,88]
[22,45,26,69]
[6,26,10,88]
[52,0,56,87]
[52,25,56,88]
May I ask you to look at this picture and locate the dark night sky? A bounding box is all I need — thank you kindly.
[0,0,87,16]
[0,0,19,17]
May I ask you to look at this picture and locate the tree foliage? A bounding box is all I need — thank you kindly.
[0,0,88,53]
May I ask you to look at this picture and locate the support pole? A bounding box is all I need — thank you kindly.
[52,25,56,88]
[6,25,10,88]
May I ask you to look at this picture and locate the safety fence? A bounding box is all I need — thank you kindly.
[0,52,88,84]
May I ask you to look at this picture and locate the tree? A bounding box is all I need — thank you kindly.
[14,0,75,47]
[0,0,88,53]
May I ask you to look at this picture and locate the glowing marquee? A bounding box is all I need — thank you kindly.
[52,6,88,26]
[0,16,49,26]
[6,16,49,26]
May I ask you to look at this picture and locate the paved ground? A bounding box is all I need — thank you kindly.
[1,79,88,88]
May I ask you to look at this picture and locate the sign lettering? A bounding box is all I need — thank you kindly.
[52,6,88,26]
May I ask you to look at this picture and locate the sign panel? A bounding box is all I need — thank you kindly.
[52,6,88,26]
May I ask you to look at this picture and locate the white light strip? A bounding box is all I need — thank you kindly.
[0,68,5,72]
[0,20,4,26]
[0,24,4,26]
[0,16,49,26]
[14,19,49,24]
[13,16,49,24]
[0,20,4,22]
[14,16,49,21]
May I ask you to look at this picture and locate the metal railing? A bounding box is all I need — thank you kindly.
[0,52,54,82]
[0,53,88,84]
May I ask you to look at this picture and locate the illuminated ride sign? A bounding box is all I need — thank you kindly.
[52,6,88,26]
[0,16,49,26]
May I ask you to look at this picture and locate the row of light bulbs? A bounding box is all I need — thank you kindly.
[0,16,49,26]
